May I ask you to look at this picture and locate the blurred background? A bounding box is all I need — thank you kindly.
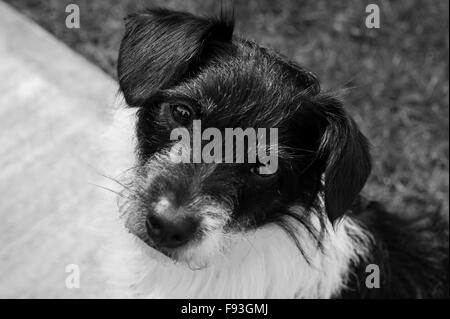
[5,0,449,218]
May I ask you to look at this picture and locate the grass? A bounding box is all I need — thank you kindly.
[6,0,449,218]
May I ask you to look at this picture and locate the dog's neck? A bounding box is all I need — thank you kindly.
[102,211,371,298]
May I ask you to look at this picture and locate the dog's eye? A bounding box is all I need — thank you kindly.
[250,163,276,177]
[170,104,193,126]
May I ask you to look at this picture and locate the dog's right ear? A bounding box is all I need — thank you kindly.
[314,96,372,222]
[118,8,234,107]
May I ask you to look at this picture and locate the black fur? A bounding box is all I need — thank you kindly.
[117,8,449,298]
[343,198,449,298]
[118,8,234,107]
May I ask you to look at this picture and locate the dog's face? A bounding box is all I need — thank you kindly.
[116,9,371,267]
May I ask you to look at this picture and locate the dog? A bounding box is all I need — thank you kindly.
[101,8,449,298]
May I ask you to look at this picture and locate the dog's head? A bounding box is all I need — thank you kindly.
[116,8,371,267]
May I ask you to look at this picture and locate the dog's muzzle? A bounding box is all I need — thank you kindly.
[120,149,237,264]
[145,205,199,249]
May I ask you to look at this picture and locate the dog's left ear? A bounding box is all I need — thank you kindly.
[118,8,234,107]
[313,96,372,222]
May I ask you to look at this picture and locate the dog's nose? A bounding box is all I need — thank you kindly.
[146,214,198,248]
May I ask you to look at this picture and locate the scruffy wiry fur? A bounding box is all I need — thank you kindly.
[99,7,449,299]
[100,107,370,298]
[102,219,370,299]
[342,200,449,299]
[101,107,448,299]
[100,162,372,298]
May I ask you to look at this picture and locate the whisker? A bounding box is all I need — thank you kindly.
[90,183,133,200]
[98,172,133,190]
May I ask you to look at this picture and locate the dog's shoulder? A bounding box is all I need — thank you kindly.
[341,198,449,298]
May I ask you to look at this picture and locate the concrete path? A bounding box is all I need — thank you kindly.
[0,2,120,298]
